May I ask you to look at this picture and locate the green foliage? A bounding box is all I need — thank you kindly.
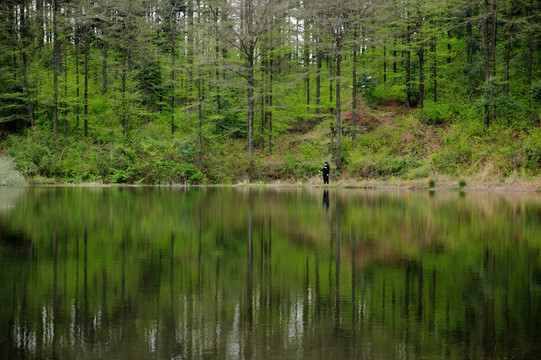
[6,128,58,178]
[377,156,420,177]
[213,110,246,138]
[0,156,26,185]
[420,100,474,125]
[0,79,26,129]
[524,128,541,171]
[356,73,378,99]
[531,82,541,104]
[135,60,166,110]
[428,178,436,188]
[477,78,520,120]
[278,154,321,179]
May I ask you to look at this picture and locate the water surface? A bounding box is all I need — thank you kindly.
[1,186,540,359]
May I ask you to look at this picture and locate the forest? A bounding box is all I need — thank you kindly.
[0,0,540,185]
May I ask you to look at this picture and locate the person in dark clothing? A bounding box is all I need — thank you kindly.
[320,162,330,185]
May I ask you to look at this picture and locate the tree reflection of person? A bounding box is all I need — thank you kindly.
[321,161,330,185]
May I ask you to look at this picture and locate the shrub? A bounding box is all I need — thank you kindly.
[524,128,541,171]
[6,128,58,178]
[356,73,378,99]
[530,82,541,104]
[376,156,420,177]
[0,156,26,185]
[420,101,455,125]
[279,155,321,179]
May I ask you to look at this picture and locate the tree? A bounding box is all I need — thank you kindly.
[306,0,385,168]
[220,0,287,164]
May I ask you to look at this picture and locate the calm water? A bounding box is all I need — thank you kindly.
[1,186,540,359]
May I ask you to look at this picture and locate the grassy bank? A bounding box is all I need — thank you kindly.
[2,101,540,188]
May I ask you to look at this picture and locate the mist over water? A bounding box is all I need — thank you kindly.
[1,186,540,359]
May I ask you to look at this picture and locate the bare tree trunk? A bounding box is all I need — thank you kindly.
[393,37,397,74]
[528,0,534,108]
[102,36,108,95]
[171,9,176,134]
[432,36,437,102]
[64,42,68,138]
[482,0,492,127]
[197,74,203,170]
[268,55,273,154]
[20,51,35,127]
[504,0,515,94]
[335,51,341,168]
[53,0,59,138]
[383,44,387,84]
[418,8,424,110]
[316,49,322,116]
[352,29,358,139]
[248,52,255,159]
[75,24,80,130]
[467,5,473,63]
[491,0,499,123]
[447,10,452,64]
[84,21,89,137]
[37,0,44,49]
[406,19,411,108]
[9,1,17,82]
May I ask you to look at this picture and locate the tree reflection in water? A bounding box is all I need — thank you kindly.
[1,187,540,359]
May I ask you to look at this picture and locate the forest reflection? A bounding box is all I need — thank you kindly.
[1,187,540,359]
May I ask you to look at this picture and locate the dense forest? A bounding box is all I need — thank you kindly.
[0,0,540,184]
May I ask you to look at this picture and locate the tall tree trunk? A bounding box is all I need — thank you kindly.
[260,54,266,151]
[504,0,515,94]
[171,9,176,134]
[335,51,341,168]
[37,0,44,49]
[406,17,412,108]
[75,25,80,130]
[432,36,437,102]
[329,56,334,114]
[393,36,397,74]
[491,0,499,124]
[316,49,322,116]
[102,36,108,95]
[64,42,68,138]
[20,51,35,127]
[383,44,387,84]
[527,0,534,108]
[84,21,89,137]
[9,1,17,82]
[467,5,473,63]
[268,54,274,154]
[197,75,203,171]
[482,0,492,127]
[418,8,424,110]
[447,10,452,64]
[352,29,358,139]
[53,0,59,138]
[248,51,255,160]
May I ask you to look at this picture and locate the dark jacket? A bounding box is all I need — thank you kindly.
[322,164,330,175]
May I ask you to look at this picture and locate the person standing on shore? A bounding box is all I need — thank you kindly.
[321,161,330,185]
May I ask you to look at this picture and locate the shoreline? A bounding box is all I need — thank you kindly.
[6,178,540,192]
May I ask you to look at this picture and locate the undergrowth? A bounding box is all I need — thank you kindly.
[2,103,540,185]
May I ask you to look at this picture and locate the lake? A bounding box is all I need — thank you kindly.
[1,186,540,359]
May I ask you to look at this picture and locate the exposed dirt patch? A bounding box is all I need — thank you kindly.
[341,99,412,131]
